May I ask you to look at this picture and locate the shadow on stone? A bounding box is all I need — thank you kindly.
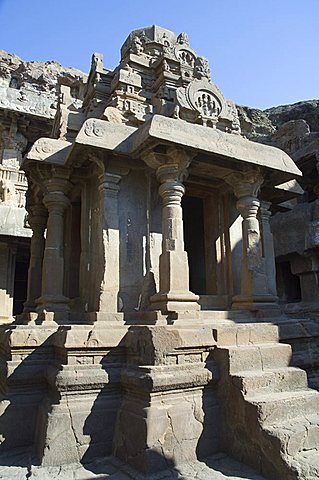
[0,327,64,467]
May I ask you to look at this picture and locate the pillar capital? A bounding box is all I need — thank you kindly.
[224,168,264,199]
[44,176,72,195]
[27,204,48,232]
[260,199,272,211]
[143,146,194,181]
[259,200,272,220]
[98,172,122,197]
[236,196,260,220]
[43,191,70,214]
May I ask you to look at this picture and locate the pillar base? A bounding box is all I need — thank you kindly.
[150,291,200,315]
[36,295,70,313]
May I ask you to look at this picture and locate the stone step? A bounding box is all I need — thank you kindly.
[246,389,319,426]
[213,323,279,347]
[222,343,292,374]
[232,367,308,395]
[265,414,319,457]
[0,452,267,479]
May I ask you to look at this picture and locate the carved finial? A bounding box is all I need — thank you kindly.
[194,57,211,80]
[130,35,144,55]
[177,32,189,46]
[91,53,103,71]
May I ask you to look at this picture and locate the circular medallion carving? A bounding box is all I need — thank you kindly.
[194,89,222,118]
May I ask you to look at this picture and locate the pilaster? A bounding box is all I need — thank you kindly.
[97,171,122,314]
[85,154,126,324]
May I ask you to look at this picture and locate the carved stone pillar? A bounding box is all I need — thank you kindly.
[97,171,122,314]
[259,200,277,297]
[144,147,199,315]
[23,204,47,313]
[36,179,71,315]
[225,168,278,310]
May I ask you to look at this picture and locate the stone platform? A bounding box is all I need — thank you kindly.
[0,453,265,480]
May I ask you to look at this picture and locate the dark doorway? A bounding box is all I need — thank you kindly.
[276,260,301,303]
[182,196,206,295]
[13,242,30,315]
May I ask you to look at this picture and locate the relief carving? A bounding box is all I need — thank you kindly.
[0,178,18,206]
[194,90,222,118]
[175,78,225,126]
[84,119,106,137]
[34,139,55,155]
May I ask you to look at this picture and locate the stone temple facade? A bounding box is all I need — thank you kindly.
[1,26,319,480]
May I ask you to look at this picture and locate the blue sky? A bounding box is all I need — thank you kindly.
[0,0,318,109]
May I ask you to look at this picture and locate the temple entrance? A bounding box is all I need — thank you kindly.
[183,191,232,310]
[182,195,206,295]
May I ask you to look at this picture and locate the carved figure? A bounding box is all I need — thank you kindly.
[0,178,17,206]
[194,57,211,80]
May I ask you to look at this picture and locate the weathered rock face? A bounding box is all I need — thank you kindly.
[266,100,319,132]
[236,105,276,143]
[0,50,86,120]
[238,100,319,155]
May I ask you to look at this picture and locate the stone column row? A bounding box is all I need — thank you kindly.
[22,157,279,323]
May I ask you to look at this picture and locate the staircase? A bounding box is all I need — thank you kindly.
[213,323,319,480]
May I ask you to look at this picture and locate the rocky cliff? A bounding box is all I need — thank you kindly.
[237,100,319,155]
[0,50,87,123]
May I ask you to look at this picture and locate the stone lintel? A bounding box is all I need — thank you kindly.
[72,116,301,187]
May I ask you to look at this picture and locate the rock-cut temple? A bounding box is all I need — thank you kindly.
[1,25,319,480]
